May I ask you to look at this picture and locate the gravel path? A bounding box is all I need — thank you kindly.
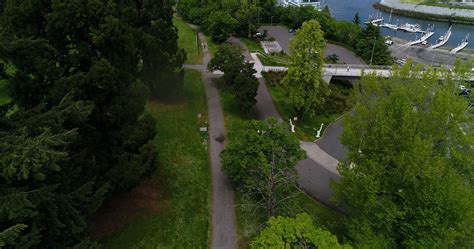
[186,31,237,249]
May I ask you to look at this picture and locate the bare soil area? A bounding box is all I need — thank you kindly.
[89,177,165,240]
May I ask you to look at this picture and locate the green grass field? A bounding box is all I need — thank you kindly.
[266,84,342,141]
[173,18,203,65]
[240,38,264,53]
[401,0,474,10]
[100,69,211,248]
[217,82,343,248]
[257,53,290,67]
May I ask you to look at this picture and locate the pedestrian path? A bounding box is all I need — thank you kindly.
[189,31,237,249]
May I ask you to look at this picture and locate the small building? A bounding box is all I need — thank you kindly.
[278,0,322,9]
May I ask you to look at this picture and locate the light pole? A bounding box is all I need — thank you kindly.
[369,36,376,66]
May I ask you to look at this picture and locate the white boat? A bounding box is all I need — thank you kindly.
[450,34,469,53]
[407,25,435,46]
[382,23,399,30]
[381,18,399,30]
[430,26,452,49]
[398,23,423,33]
[365,13,384,25]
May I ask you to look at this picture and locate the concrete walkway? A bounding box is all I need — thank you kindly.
[187,31,237,248]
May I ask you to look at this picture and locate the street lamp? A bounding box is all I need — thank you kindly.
[369,37,376,66]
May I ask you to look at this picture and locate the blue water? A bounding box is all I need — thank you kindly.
[324,0,474,50]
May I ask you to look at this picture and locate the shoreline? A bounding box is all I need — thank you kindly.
[374,2,474,25]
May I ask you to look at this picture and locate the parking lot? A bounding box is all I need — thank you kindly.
[258,25,366,65]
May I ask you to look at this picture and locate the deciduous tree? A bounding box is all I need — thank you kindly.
[333,62,474,248]
[221,118,305,216]
[251,213,350,248]
[283,20,330,118]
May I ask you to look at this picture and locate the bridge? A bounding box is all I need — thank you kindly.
[248,53,474,83]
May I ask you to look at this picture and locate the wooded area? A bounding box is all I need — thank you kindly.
[0,1,184,247]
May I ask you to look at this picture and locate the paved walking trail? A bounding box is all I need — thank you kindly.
[185,30,237,248]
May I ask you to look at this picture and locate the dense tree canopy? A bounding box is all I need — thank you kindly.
[0,0,183,247]
[208,44,258,114]
[333,62,474,248]
[251,213,350,248]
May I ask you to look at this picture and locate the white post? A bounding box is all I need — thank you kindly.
[316,123,324,138]
[289,119,295,133]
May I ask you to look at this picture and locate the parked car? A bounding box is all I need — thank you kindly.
[253,32,263,38]
[288,29,295,33]
[397,59,407,66]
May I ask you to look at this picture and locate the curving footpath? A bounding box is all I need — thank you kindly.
[185,31,237,248]
[229,37,346,209]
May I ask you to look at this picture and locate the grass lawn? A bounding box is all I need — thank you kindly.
[173,17,203,65]
[240,38,264,53]
[401,0,474,9]
[217,81,344,248]
[100,69,211,248]
[256,53,290,67]
[265,82,349,141]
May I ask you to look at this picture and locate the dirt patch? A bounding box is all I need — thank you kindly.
[89,177,165,240]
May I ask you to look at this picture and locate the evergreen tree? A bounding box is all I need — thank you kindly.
[0,0,183,247]
[355,24,392,65]
[353,12,360,25]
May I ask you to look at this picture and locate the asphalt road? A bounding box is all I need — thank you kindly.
[258,25,365,65]
[316,119,347,161]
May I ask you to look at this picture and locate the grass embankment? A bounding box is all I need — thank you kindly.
[240,38,264,53]
[217,81,344,248]
[374,3,474,24]
[100,69,211,248]
[173,17,203,64]
[401,0,474,10]
[257,53,290,67]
